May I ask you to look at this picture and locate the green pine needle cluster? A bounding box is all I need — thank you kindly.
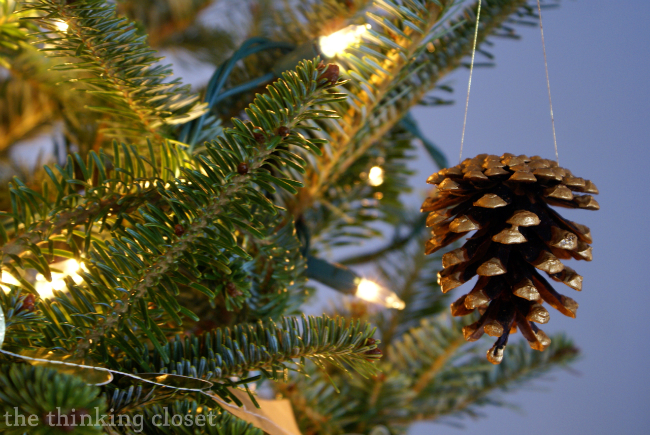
[29,0,207,141]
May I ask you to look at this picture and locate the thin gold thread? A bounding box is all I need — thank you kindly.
[459,0,482,163]
[537,0,559,163]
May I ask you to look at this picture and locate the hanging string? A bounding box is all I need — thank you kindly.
[459,0,482,163]
[537,0,559,163]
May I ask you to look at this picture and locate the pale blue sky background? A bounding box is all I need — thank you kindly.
[407,1,650,434]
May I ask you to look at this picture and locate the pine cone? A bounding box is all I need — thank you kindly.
[421,154,599,364]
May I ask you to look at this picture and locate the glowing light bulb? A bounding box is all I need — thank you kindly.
[53,19,69,33]
[34,259,84,299]
[368,166,384,186]
[355,279,405,310]
[34,279,56,299]
[319,24,371,58]
[1,271,20,293]
[63,259,81,274]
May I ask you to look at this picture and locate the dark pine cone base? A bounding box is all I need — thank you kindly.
[421,154,599,364]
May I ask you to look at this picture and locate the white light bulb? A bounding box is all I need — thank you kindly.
[54,19,69,33]
[63,259,81,274]
[356,279,380,300]
[33,259,84,299]
[35,271,62,298]
[63,258,84,285]
[2,259,83,298]
[319,24,371,58]
[51,279,67,291]
[355,279,405,310]
[34,280,55,299]
[368,166,384,186]
[1,271,20,293]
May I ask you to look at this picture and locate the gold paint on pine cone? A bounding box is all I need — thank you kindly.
[531,251,565,274]
[509,171,537,183]
[442,248,469,268]
[450,215,481,232]
[477,257,507,276]
[487,343,505,365]
[527,304,550,324]
[492,226,527,244]
[423,153,599,363]
[474,193,508,208]
[536,330,552,346]
[465,289,489,309]
[549,227,578,250]
[507,210,541,227]
[552,267,583,291]
[484,320,504,337]
[513,278,540,301]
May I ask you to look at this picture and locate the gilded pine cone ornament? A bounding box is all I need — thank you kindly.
[421,154,599,364]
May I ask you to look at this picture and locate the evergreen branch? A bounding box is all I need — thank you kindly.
[0,314,379,433]
[172,212,310,324]
[330,0,527,172]
[0,1,92,155]
[0,60,346,358]
[0,76,56,152]
[290,0,451,217]
[0,288,46,343]
[411,334,466,395]
[0,364,107,435]
[108,314,380,429]
[305,121,418,249]
[117,0,215,47]
[0,142,170,266]
[119,315,381,381]
[65,60,343,355]
[269,0,372,44]
[359,0,534,151]
[372,236,449,349]
[0,191,151,261]
[279,315,576,433]
[244,216,309,320]
[26,0,207,141]
[387,316,474,381]
[129,401,263,435]
[271,309,469,433]
[0,0,32,59]
[290,0,549,224]
[338,212,428,265]
[407,334,578,422]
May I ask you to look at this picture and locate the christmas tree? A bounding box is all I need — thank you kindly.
[0,1,585,434]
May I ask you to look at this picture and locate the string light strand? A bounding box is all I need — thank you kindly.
[0,348,213,391]
[459,0,482,163]
[537,0,559,163]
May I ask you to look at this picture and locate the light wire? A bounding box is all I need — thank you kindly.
[459,0,482,163]
[537,0,559,163]
[0,348,213,391]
